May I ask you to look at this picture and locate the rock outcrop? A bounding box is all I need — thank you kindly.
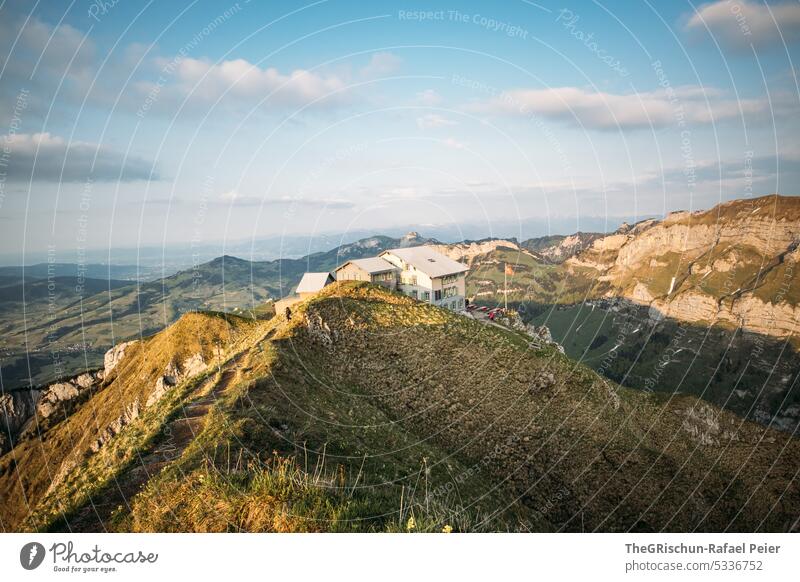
[0,370,104,454]
[521,232,603,263]
[434,239,520,266]
[146,354,207,408]
[35,373,99,419]
[103,340,137,376]
[0,391,40,453]
[89,399,141,453]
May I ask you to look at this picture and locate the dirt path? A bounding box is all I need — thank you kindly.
[50,324,279,531]
[58,360,243,532]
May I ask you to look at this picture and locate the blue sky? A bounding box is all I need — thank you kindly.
[1,0,798,259]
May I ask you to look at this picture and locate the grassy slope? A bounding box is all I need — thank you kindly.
[527,303,800,429]
[467,246,598,305]
[0,311,256,530]
[2,283,798,532]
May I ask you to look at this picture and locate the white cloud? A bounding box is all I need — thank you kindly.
[415,89,443,106]
[466,85,793,130]
[2,132,158,182]
[3,17,94,78]
[416,113,458,129]
[360,52,403,78]
[442,137,466,149]
[153,56,350,109]
[685,0,800,50]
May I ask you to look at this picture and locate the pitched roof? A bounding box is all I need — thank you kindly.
[296,272,333,294]
[337,257,397,274]
[381,246,469,278]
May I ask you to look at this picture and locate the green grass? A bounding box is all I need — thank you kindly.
[5,282,800,533]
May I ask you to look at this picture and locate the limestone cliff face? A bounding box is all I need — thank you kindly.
[0,391,39,454]
[0,370,104,454]
[520,232,602,263]
[434,239,520,265]
[566,195,800,339]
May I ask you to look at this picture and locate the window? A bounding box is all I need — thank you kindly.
[372,271,394,282]
[434,289,442,301]
[443,286,458,298]
[441,274,460,285]
[422,291,430,301]
[411,290,418,299]
[401,275,417,285]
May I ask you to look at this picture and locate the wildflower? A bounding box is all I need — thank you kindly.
[406,516,416,532]
[442,524,453,533]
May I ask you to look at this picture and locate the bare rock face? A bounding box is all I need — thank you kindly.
[89,399,141,453]
[631,282,654,303]
[592,233,629,253]
[36,383,79,419]
[712,251,737,273]
[543,234,601,263]
[182,353,206,378]
[644,290,800,339]
[103,340,138,377]
[146,354,207,408]
[727,296,800,338]
[74,373,96,389]
[0,370,103,454]
[528,372,556,394]
[35,370,103,420]
[652,291,719,326]
[0,390,41,453]
[434,239,519,266]
[513,318,563,353]
[564,196,800,341]
[147,373,176,408]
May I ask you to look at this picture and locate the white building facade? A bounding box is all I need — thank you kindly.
[379,246,468,311]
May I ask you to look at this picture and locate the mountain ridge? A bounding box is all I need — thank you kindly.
[2,282,797,532]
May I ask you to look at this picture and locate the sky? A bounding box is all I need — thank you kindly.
[0,0,799,262]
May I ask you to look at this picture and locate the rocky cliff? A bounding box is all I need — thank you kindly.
[521,232,603,263]
[564,195,800,340]
[433,238,521,265]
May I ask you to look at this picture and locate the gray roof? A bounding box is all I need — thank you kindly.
[337,257,397,274]
[296,272,333,294]
[381,246,469,278]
